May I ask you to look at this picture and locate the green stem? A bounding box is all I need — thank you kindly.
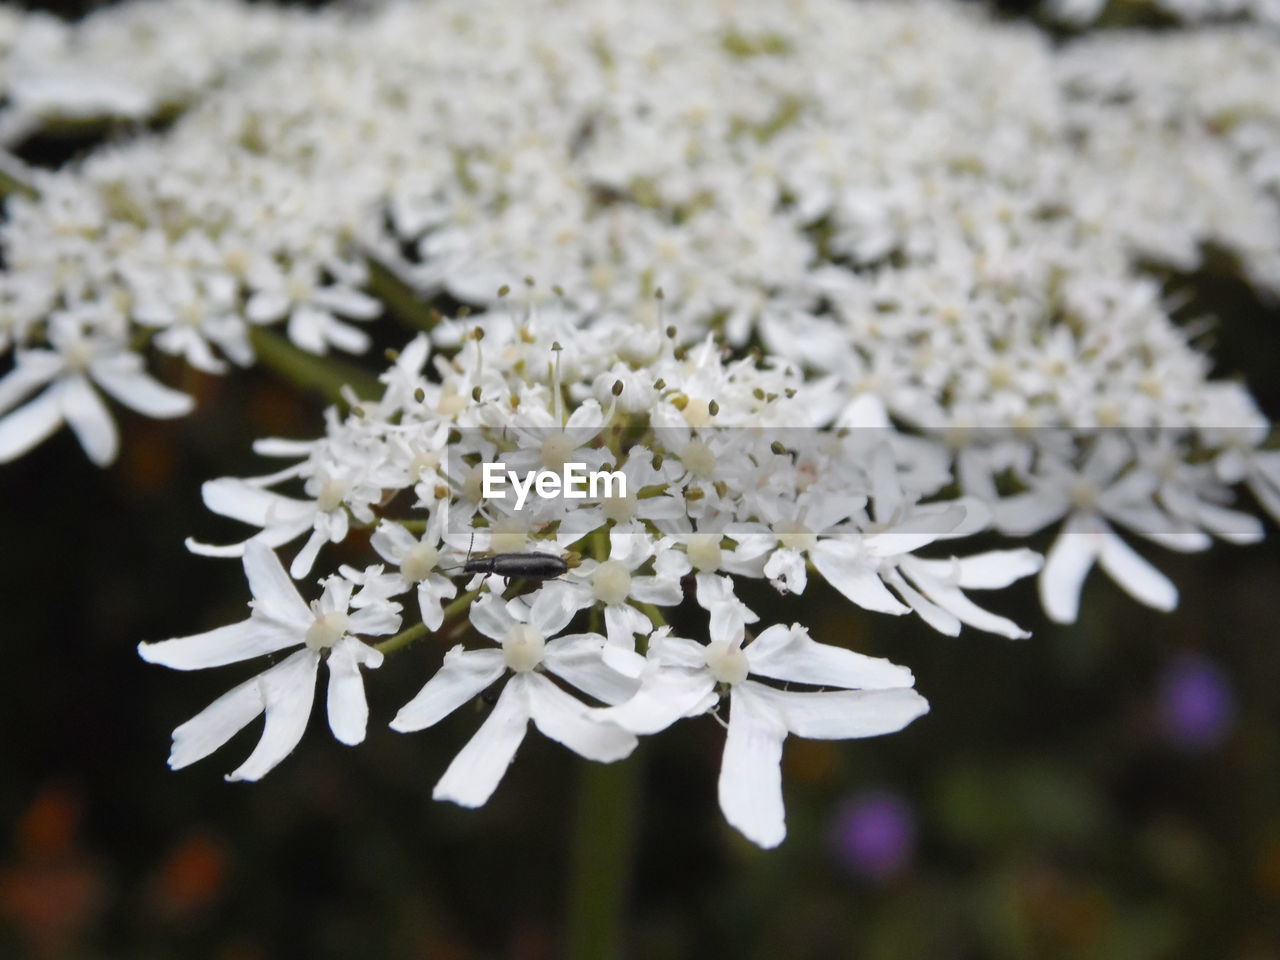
[249,326,382,405]
[374,590,479,655]
[366,258,443,334]
[565,757,641,960]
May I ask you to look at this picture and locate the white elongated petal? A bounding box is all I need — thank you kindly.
[185,518,313,558]
[812,540,908,615]
[1040,516,1100,624]
[529,583,579,636]
[226,649,320,781]
[863,505,966,557]
[595,668,717,734]
[323,317,372,355]
[603,602,652,651]
[168,674,265,770]
[0,387,63,463]
[718,687,787,849]
[1193,500,1264,545]
[252,437,315,457]
[370,521,416,563]
[629,576,684,605]
[312,285,381,318]
[899,562,1032,639]
[326,637,383,745]
[744,682,929,740]
[525,673,637,762]
[995,490,1069,536]
[243,539,310,627]
[745,624,915,689]
[544,633,642,705]
[468,594,518,643]
[1097,530,1177,612]
[289,528,328,579]
[0,350,62,414]
[245,290,290,324]
[390,647,506,731]
[138,617,301,670]
[202,478,316,527]
[58,376,117,466]
[883,568,962,635]
[90,354,194,418]
[433,678,530,807]
[910,549,1044,589]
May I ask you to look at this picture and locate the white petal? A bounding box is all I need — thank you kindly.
[603,602,651,651]
[58,376,117,466]
[432,678,530,808]
[862,506,966,557]
[202,478,315,526]
[1097,530,1178,612]
[370,521,416,563]
[184,518,313,558]
[745,623,915,689]
[718,687,787,849]
[0,350,62,414]
[90,354,193,418]
[290,529,328,580]
[1039,517,1100,624]
[138,617,301,670]
[528,582,580,636]
[883,568,961,636]
[326,638,382,745]
[899,562,1032,640]
[468,594,517,643]
[524,672,637,762]
[1189,500,1263,545]
[390,647,506,731]
[595,668,717,734]
[312,285,381,319]
[168,674,265,770]
[243,540,311,627]
[811,540,908,615]
[0,387,63,463]
[628,576,684,605]
[544,633,642,705]
[743,681,929,740]
[911,549,1044,589]
[323,318,372,355]
[226,649,319,781]
[245,290,290,324]
[995,491,1069,536]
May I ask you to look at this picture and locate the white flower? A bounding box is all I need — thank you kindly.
[995,436,1187,624]
[390,592,639,808]
[369,518,460,630]
[0,314,193,465]
[598,618,928,848]
[137,540,400,780]
[245,260,381,355]
[540,529,690,671]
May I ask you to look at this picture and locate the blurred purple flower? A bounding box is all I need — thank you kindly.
[1157,653,1235,751]
[829,790,914,883]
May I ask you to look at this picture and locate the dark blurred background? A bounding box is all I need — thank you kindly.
[4,2,1280,959]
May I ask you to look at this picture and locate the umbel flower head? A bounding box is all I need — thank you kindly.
[139,309,1046,847]
[0,0,1266,847]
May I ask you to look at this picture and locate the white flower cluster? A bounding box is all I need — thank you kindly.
[0,0,287,144]
[0,0,1271,841]
[140,317,1049,847]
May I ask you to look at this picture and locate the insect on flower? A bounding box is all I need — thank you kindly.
[450,532,571,585]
